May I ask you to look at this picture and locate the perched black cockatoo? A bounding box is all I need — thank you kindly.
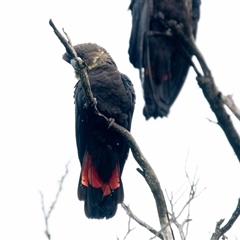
[63,43,135,219]
[129,0,201,119]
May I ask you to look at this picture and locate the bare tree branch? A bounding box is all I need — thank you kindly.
[39,192,51,240]
[39,161,70,240]
[125,216,136,240]
[165,164,206,240]
[122,203,164,239]
[210,198,240,240]
[116,216,135,240]
[49,19,174,240]
[166,20,240,162]
[49,19,95,109]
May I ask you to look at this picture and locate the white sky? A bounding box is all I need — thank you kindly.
[0,0,240,240]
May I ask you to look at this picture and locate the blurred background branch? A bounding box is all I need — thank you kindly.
[39,161,70,240]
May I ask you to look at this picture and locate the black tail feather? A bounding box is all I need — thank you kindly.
[77,181,124,219]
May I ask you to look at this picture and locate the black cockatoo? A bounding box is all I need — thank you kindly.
[129,0,201,119]
[63,43,135,219]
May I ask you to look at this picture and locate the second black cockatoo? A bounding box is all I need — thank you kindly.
[63,43,135,219]
[129,0,201,119]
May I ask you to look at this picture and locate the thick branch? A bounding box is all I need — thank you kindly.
[49,20,174,240]
[210,198,240,240]
[168,21,240,162]
[196,77,240,161]
[111,123,174,240]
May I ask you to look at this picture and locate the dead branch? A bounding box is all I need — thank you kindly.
[165,165,206,240]
[210,198,240,240]
[123,216,135,240]
[167,20,240,162]
[122,203,164,239]
[117,215,135,240]
[49,19,174,240]
[49,19,95,110]
[39,161,70,240]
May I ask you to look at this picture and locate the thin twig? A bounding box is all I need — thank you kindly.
[116,216,135,240]
[166,162,205,240]
[49,19,95,109]
[39,161,71,240]
[123,217,136,240]
[39,191,51,240]
[206,118,219,125]
[122,203,164,240]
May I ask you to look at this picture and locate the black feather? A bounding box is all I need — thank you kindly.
[129,0,201,119]
[63,43,135,219]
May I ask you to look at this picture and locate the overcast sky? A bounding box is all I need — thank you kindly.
[0,1,240,240]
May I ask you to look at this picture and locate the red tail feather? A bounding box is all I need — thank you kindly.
[81,153,120,195]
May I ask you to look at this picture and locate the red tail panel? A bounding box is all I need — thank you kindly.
[81,154,91,187]
[81,153,120,195]
[109,165,120,190]
[88,158,102,188]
